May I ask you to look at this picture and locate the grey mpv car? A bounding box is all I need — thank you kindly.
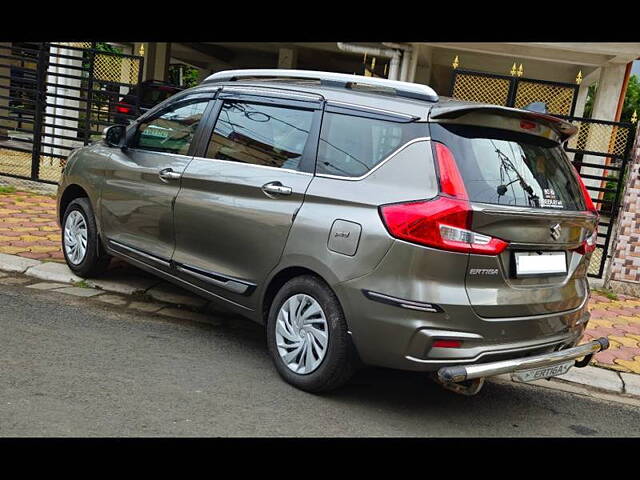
[57,69,608,394]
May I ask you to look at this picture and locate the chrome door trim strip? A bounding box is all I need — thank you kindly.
[107,239,171,268]
[175,263,256,296]
[315,136,431,182]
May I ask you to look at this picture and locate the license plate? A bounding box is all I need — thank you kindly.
[511,360,574,383]
[514,251,567,277]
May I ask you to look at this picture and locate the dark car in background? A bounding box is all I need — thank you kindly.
[113,80,183,124]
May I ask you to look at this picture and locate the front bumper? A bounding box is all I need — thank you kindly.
[437,337,609,383]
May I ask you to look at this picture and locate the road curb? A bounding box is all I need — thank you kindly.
[0,252,226,326]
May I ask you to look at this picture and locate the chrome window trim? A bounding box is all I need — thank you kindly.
[190,155,314,176]
[221,85,323,102]
[327,100,417,120]
[315,136,431,182]
[126,148,195,160]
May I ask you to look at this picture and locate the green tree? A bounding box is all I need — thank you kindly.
[620,74,640,124]
[583,73,640,123]
[169,63,199,88]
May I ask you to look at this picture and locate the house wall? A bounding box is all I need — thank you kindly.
[607,127,640,294]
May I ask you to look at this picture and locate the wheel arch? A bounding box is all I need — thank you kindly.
[261,264,343,326]
[58,184,90,225]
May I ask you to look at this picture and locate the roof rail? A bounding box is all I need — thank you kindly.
[203,69,439,103]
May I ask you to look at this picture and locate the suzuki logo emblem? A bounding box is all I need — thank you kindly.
[550,223,562,240]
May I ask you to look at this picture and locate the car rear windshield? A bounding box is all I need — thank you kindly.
[430,123,585,211]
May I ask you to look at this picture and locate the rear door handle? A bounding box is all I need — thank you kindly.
[159,168,181,182]
[262,181,292,197]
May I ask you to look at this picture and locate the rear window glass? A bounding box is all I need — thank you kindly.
[430,123,585,211]
[317,112,420,178]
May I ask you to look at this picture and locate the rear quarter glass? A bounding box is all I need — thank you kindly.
[429,123,586,212]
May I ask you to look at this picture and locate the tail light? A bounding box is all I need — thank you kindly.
[379,142,509,256]
[571,165,598,216]
[574,228,598,256]
[116,103,131,114]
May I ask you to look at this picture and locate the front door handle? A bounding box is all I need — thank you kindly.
[159,168,181,182]
[262,181,292,197]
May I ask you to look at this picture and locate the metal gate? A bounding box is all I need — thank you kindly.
[450,69,579,116]
[450,69,636,278]
[563,115,634,277]
[0,42,143,184]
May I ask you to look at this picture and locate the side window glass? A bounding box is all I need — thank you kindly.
[317,112,407,178]
[134,100,209,155]
[206,101,314,170]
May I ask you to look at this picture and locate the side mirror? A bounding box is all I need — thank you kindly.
[103,125,126,148]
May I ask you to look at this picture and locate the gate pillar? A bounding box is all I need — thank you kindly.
[43,43,84,159]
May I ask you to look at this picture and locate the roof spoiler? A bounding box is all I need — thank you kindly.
[429,104,577,143]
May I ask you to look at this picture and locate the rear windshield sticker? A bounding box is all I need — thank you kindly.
[541,188,564,208]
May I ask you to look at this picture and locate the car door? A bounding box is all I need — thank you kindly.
[100,94,215,266]
[171,88,323,305]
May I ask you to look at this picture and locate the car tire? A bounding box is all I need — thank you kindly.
[266,275,358,393]
[61,197,110,278]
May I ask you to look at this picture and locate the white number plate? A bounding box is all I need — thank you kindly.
[514,251,567,277]
[511,360,574,383]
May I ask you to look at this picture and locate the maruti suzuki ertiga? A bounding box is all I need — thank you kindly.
[57,69,608,394]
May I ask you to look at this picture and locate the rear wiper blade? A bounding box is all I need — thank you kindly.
[494,147,540,208]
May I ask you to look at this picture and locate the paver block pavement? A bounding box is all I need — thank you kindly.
[0,191,62,262]
[586,293,640,375]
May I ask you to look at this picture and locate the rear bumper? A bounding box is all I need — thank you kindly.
[437,337,609,383]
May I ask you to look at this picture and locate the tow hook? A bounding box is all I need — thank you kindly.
[431,374,485,396]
